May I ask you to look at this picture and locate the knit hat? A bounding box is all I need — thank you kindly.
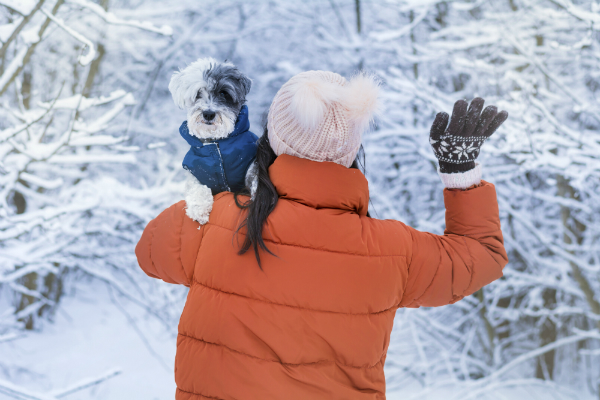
[267,70,380,168]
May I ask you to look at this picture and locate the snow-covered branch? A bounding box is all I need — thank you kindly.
[67,0,172,36]
[40,7,95,65]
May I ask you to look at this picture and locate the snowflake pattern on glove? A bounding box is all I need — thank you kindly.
[430,134,487,164]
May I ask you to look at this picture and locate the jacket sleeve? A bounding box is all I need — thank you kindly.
[398,181,508,308]
[135,200,204,287]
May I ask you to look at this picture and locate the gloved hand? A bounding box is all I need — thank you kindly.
[429,98,508,174]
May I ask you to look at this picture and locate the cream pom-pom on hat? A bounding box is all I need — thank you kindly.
[267,70,380,168]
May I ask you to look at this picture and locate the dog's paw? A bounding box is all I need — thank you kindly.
[185,194,213,225]
[184,177,213,225]
[186,205,211,225]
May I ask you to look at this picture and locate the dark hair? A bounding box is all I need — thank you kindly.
[234,125,367,267]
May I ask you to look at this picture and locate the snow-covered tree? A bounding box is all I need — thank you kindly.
[0,0,178,334]
[1,0,598,398]
[365,0,600,395]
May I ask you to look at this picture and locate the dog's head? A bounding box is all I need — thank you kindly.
[169,57,252,140]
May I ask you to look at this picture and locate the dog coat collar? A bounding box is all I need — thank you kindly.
[179,105,258,195]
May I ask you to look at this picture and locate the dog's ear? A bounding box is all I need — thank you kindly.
[238,74,252,97]
[168,69,191,109]
[168,64,208,110]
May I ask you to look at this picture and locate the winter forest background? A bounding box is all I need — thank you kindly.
[0,0,599,399]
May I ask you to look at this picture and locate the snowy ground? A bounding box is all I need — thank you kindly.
[0,281,178,400]
[0,280,592,400]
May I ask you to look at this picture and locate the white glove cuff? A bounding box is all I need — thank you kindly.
[438,163,482,189]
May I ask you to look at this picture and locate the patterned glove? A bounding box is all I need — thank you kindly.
[429,98,508,173]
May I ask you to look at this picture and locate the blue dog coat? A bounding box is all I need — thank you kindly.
[180,105,258,195]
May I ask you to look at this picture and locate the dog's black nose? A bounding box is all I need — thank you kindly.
[203,111,216,121]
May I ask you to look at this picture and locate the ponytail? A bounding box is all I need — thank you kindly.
[234,128,278,268]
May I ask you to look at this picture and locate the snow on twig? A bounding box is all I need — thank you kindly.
[0,47,29,94]
[39,8,95,65]
[547,0,600,24]
[370,6,430,42]
[0,89,64,145]
[503,33,597,116]
[0,332,23,343]
[0,109,47,141]
[48,153,136,164]
[67,0,172,35]
[489,332,598,381]
[74,93,136,133]
[38,89,130,111]
[0,264,56,284]
[18,172,63,189]
[0,0,36,15]
[0,380,57,400]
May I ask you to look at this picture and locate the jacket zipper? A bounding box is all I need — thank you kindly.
[213,142,230,192]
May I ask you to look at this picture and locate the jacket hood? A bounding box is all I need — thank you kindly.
[268,154,369,216]
[179,104,251,147]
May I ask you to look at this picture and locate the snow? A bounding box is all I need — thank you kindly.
[1,0,599,398]
[38,90,131,111]
[0,47,28,92]
[0,282,178,400]
[39,9,96,66]
[147,142,167,149]
[0,19,20,42]
[0,280,592,400]
[68,0,173,36]
[19,172,64,190]
[0,0,36,15]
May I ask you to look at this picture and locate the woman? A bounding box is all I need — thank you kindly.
[136,71,509,400]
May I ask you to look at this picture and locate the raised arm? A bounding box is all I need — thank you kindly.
[399,182,508,307]
[135,200,204,287]
[399,98,509,307]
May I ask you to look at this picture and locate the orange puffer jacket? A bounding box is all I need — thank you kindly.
[136,154,508,400]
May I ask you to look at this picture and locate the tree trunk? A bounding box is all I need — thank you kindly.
[21,68,32,109]
[354,0,361,34]
[435,2,448,28]
[536,288,557,380]
[409,9,419,126]
[475,289,495,366]
[16,271,38,330]
[82,43,105,97]
[82,0,109,97]
[355,0,364,70]
[556,175,599,330]
[556,174,599,397]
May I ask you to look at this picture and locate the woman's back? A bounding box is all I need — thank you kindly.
[136,154,506,400]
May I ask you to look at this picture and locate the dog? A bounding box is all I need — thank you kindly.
[169,57,257,225]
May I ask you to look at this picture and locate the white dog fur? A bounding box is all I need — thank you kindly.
[182,170,213,224]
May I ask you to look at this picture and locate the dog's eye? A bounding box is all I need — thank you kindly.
[220,91,232,102]
[195,91,202,100]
